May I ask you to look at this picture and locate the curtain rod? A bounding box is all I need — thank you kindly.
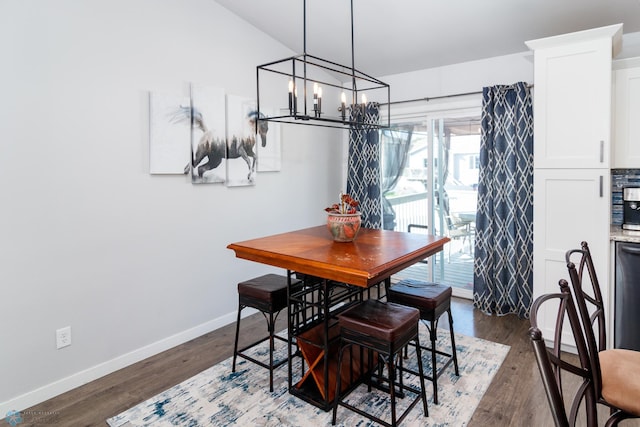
[381,83,533,106]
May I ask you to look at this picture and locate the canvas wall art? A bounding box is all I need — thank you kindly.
[225,95,262,187]
[256,107,282,172]
[147,84,282,184]
[189,84,227,184]
[149,92,191,174]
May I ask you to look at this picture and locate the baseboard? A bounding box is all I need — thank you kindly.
[0,309,254,414]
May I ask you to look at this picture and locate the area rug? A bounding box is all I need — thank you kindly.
[107,325,509,427]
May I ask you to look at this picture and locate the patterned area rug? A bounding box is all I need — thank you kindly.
[107,325,509,427]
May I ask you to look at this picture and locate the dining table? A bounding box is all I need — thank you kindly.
[227,225,450,410]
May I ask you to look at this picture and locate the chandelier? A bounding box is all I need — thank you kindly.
[256,0,390,130]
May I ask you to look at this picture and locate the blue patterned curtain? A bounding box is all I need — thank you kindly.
[473,82,534,319]
[347,104,381,228]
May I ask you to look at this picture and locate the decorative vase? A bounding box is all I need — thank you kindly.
[327,212,362,242]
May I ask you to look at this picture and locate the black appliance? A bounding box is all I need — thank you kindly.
[615,241,640,351]
[622,186,640,230]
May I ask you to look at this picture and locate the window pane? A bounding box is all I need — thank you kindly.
[386,110,480,299]
[433,116,479,298]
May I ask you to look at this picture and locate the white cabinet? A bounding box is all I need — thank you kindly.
[526,24,622,169]
[532,169,611,342]
[527,24,621,347]
[613,58,640,168]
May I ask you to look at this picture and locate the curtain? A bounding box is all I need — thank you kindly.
[473,82,534,319]
[347,103,381,228]
[380,126,413,230]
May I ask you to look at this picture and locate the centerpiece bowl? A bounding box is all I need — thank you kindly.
[325,193,361,242]
[326,212,361,242]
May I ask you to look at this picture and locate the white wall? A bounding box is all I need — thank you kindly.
[0,0,342,412]
[381,51,535,103]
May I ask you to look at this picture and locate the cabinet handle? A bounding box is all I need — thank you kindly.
[600,175,603,197]
[600,140,604,163]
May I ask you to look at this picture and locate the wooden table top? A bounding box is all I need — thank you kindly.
[227,225,450,288]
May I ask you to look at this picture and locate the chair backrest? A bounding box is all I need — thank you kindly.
[565,250,607,408]
[407,224,429,264]
[563,244,640,426]
[407,223,429,234]
[529,279,598,427]
[565,241,607,352]
[433,205,470,235]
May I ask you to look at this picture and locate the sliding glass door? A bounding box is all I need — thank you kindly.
[382,106,480,299]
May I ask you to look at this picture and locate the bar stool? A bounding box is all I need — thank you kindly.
[387,279,459,404]
[332,299,428,427]
[232,273,301,392]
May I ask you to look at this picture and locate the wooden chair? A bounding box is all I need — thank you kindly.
[529,278,640,426]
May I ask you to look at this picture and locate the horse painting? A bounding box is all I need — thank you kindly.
[174,106,268,183]
[226,110,268,183]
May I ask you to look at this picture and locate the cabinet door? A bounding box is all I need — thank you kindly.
[533,39,613,169]
[614,66,640,168]
[533,169,611,345]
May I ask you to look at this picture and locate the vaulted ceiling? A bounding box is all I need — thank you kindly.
[214,0,640,77]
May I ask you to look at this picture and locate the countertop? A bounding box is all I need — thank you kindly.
[610,225,640,243]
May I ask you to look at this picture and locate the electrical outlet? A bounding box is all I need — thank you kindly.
[56,326,71,349]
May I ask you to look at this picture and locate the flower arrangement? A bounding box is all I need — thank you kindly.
[325,192,360,215]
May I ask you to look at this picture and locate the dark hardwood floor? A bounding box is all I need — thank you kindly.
[4,297,638,426]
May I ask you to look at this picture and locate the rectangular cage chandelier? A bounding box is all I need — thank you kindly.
[256,0,390,130]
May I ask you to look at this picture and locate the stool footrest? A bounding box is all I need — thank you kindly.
[400,357,455,383]
[235,352,288,372]
[338,387,423,427]
[335,348,426,427]
[233,274,296,392]
[235,334,287,356]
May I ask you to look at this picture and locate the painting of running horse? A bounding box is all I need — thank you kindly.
[175,86,268,185]
[182,84,227,184]
[225,95,268,186]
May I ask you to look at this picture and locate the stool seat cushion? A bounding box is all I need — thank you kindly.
[338,299,419,343]
[599,348,640,416]
[388,280,452,312]
[238,274,300,312]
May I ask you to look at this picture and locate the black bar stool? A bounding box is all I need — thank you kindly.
[387,279,460,404]
[332,299,428,427]
[232,273,301,392]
